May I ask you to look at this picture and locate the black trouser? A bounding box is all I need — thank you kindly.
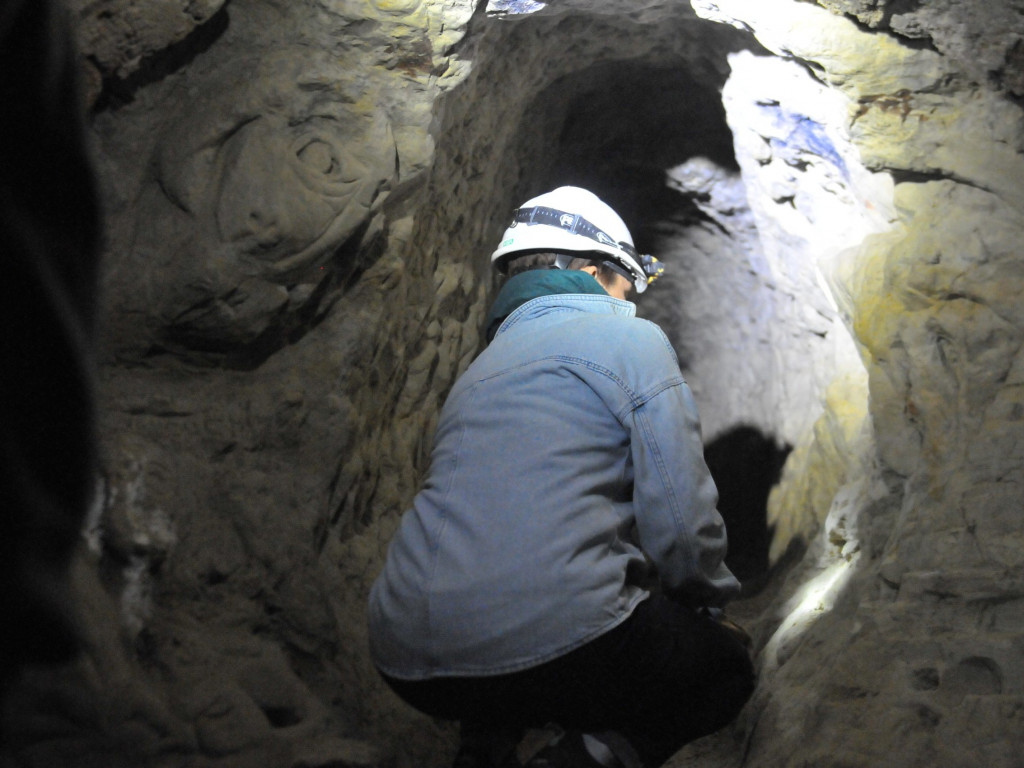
[382,594,755,767]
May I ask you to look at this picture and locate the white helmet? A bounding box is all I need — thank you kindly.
[490,186,663,294]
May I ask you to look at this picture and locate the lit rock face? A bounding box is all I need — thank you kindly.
[5,0,1023,767]
[686,1,1024,767]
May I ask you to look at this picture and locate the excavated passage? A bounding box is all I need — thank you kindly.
[20,2,1024,767]
[428,10,813,586]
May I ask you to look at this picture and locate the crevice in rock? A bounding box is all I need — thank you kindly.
[833,6,941,54]
[886,167,991,192]
[92,6,231,112]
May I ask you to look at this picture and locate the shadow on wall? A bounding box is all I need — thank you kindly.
[703,425,790,593]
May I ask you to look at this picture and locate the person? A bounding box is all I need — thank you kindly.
[367,187,753,768]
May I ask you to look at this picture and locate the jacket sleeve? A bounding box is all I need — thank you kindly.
[627,371,741,608]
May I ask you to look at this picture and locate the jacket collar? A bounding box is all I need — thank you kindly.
[485,269,635,342]
[493,283,635,340]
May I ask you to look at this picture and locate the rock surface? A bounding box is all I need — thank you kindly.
[3,0,1023,766]
[680,1,1024,766]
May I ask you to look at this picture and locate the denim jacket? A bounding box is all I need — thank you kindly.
[368,290,739,680]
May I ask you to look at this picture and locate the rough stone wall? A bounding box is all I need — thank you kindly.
[6,1,484,766]
[4,1,1024,767]
[683,1,1024,766]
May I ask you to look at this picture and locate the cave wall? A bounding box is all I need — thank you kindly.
[8,1,486,765]
[3,1,1024,767]
[687,2,1024,766]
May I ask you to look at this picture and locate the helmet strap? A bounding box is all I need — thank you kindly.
[600,259,633,283]
[552,253,576,271]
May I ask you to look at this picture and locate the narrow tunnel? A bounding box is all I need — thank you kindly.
[7,1,1024,767]
[427,7,832,589]
[521,59,794,586]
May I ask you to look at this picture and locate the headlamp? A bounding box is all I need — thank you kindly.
[511,205,666,294]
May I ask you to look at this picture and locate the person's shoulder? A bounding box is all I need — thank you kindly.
[630,317,678,361]
[573,312,678,363]
[593,311,672,345]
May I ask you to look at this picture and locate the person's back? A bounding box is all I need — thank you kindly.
[371,286,722,678]
[368,187,753,768]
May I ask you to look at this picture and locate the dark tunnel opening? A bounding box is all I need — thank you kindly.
[532,61,740,253]
[506,57,785,583]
